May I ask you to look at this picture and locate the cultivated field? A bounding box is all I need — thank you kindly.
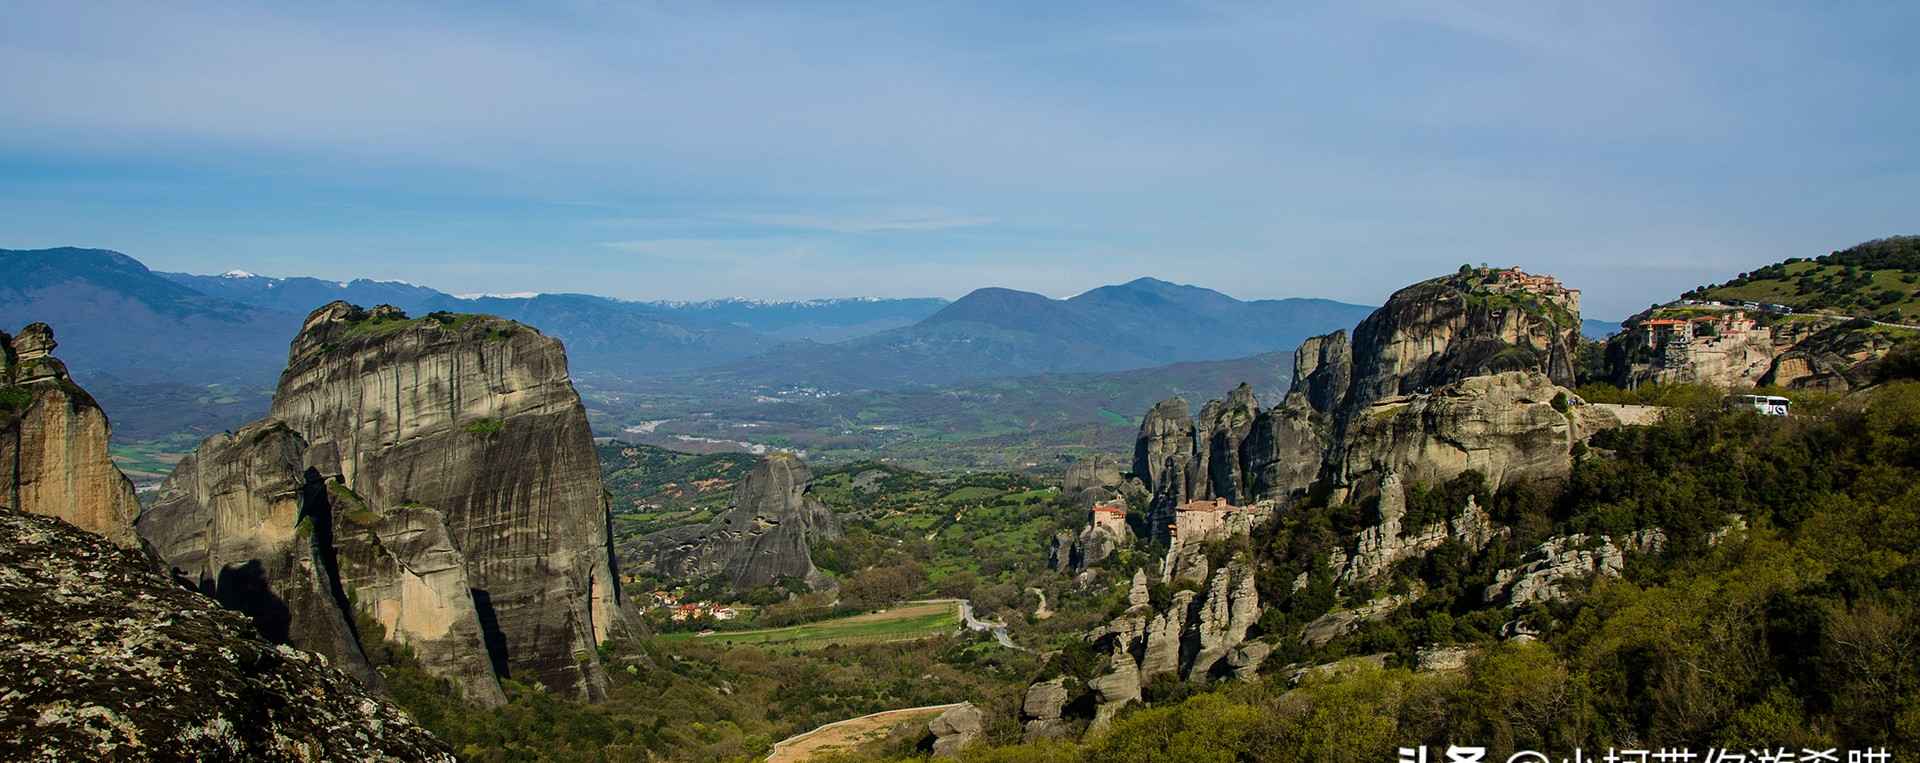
[657,600,960,650]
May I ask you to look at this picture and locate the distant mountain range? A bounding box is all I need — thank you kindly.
[0,246,1378,443]
[710,278,1375,389]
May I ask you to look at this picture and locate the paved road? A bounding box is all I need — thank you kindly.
[958,601,1024,651]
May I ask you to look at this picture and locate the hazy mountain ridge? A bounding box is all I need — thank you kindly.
[712,278,1373,390]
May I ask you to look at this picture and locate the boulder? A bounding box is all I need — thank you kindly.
[1021,678,1074,740]
[927,702,984,757]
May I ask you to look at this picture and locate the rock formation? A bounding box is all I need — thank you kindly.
[0,505,453,762]
[1080,556,1262,728]
[1062,454,1124,496]
[139,302,625,701]
[1607,307,1901,392]
[137,422,384,690]
[926,703,984,757]
[1020,678,1075,741]
[1327,475,1506,586]
[1483,530,1665,607]
[637,452,842,590]
[0,323,140,547]
[1137,267,1610,519]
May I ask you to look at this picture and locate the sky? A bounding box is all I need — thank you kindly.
[1,1,1914,319]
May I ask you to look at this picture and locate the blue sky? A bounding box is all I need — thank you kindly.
[1,2,1914,319]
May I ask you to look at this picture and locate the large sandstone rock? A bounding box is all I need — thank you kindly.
[136,422,382,690]
[1329,371,1584,501]
[0,506,453,762]
[637,452,841,590]
[0,324,140,548]
[1021,677,1075,740]
[1344,271,1580,413]
[141,303,626,701]
[1132,397,1193,496]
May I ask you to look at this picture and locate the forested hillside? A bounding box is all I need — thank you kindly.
[831,380,1920,761]
[1686,236,1920,322]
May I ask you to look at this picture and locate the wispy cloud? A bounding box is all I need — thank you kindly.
[735,211,996,234]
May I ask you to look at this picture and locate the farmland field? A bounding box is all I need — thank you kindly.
[654,600,961,650]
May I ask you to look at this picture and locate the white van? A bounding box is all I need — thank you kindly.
[1731,394,1791,416]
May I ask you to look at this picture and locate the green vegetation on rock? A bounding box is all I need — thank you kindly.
[1685,236,1920,322]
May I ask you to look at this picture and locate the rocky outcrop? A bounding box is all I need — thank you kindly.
[1082,556,1261,728]
[0,324,140,547]
[0,505,453,762]
[927,702,984,757]
[1328,371,1586,502]
[1344,269,1580,412]
[1482,531,1664,607]
[136,422,382,690]
[1302,591,1418,646]
[1328,473,1503,585]
[1607,307,1901,392]
[637,452,842,590]
[1132,397,1193,496]
[140,303,625,701]
[1021,678,1075,741]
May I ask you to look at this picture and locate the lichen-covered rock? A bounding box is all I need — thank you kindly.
[637,452,841,590]
[0,324,141,548]
[0,506,453,762]
[136,422,380,689]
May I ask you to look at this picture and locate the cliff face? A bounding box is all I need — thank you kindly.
[0,505,453,762]
[137,421,381,689]
[638,453,842,590]
[268,302,623,699]
[1344,272,1579,412]
[1133,268,1597,517]
[0,323,141,547]
[139,302,624,702]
